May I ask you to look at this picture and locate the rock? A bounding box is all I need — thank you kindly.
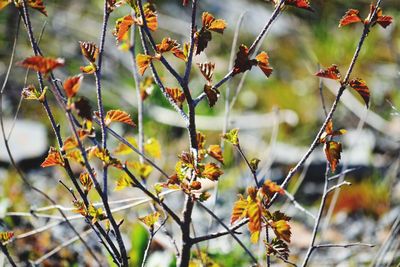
[0,119,48,163]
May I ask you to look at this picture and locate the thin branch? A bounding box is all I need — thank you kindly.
[196,202,258,264]
[0,244,17,267]
[283,190,316,220]
[182,0,198,84]
[314,243,375,249]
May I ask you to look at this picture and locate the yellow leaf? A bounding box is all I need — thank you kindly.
[114,136,138,155]
[0,231,14,243]
[126,161,153,179]
[222,128,239,146]
[202,163,223,181]
[139,212,160,229]
[271,220,291,243]
[0,1,11,11]
[231,195,248,224]
[115,174,133,191]
[324,141,342,172]
[144,138,161,158]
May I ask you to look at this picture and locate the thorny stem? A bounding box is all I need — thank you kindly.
[94,2,129,265]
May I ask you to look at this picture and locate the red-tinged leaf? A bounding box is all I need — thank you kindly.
[265,238,290,260]
[202,163,223,181]
[113,15,135,42]
[233,44,258,75]
[284,0,313,12]
[197,62,215,83]
[262,179,284,196]
[339,9,362,27]
[366,4,393,29]
[349,78,370,107]
[105,110,136,127]
[207,145,224,164]
[204,84,219,107]
[21,84,43,101]
[182,0,189,6]
[166,87,186,108]
[320,120,347,143]
[377,16,393,28]
[79,41,98,63]
[136,54,153,76]
[202,12,227,34]
[63,75,83,99]
[27,0,47,16]
[324,141,342,172]
[247,200,263,243]
[255,52,273,77]
[0,1,11,11]
[231,195,248,224]
[79,172,93,194]
[195,29,212,55]
[41,147,65,168]
[18,56,64,75]
[315,64,341,80]
[72,97,93,121]
[0,231,14,243]
[190,181,202,190]
[271,220,291,243]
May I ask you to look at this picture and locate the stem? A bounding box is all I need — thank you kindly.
[0,244,17,267]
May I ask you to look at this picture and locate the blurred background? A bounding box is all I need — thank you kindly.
[0,0,399,266]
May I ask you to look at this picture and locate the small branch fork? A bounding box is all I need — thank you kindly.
[5,0,385,266]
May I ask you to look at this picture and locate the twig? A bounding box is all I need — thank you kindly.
[196,202,259,264]
[283,190,316,220]
[0,244,17,267]
[314,243,375,249]
[33,229,94,265]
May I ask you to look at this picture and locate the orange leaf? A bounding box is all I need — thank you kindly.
[247,200,263,243]
[315,64,341,80]
[207,145,224,164]
[190,181,202,190]
[202,163,223,181]
[339,9,362,27]
[233,44,258,75]
[18,56,64,75]
[41,147,65,168]
[324,141,342,172]
[156,38,180,54]
[271,220,291,243]
[63,75,83,98]
[105,110,136,127]
[145,9,158,31]
[136,54,153,76]
[320,120,347,143]
[231,195,248,224]
[255,52,273,77]
[0,1,11,11]
[113,15,135,42]
[166,87,186,108]
[197,62,215,83]
[79,41,99,63]
[349,78,370,107]
[262,180,284,196]
[62,136,78,151]
[28,0,47,16]
[202,12,227,34]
